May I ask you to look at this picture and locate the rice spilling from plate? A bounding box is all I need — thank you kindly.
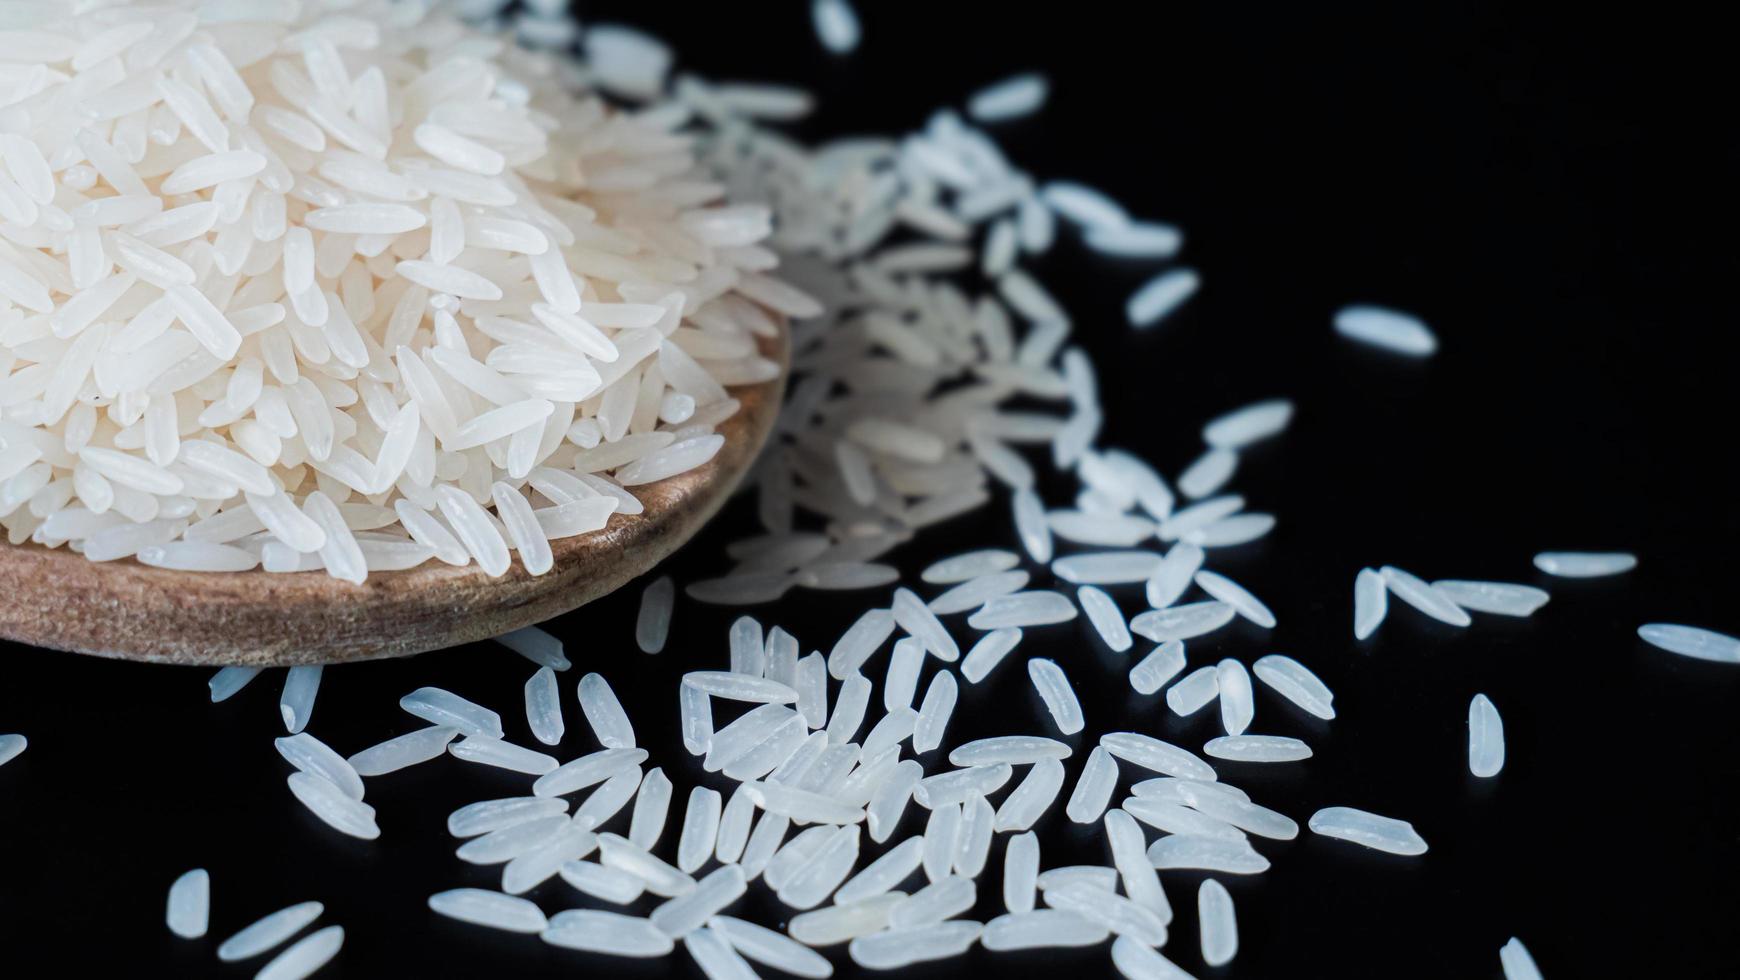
[0,0,794,581]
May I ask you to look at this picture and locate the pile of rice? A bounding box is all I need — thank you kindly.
[0,0,795,582]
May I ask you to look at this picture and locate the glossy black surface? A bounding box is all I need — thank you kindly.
[3,2,1736,977]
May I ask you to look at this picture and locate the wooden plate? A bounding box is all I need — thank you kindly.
[0,324,786,667]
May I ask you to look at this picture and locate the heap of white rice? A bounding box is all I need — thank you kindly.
[0,0,799,582]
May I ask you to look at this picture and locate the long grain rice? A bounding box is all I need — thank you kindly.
[1380,565,1472,627]
[1532,551,1638,577]
[1026,658,1085,734]
[1198,879,1238,966]
[166,868,210,939]
[1500,937,1545,980]
[217,901,325,962]
[1252,654,1336,719]
[1307,806,1428,855]
[1129,641,1187,695]
[1636,623,1740,664]
[1468,694,1505,777]
[1334,304,1437,356]
[968,74,1049,123]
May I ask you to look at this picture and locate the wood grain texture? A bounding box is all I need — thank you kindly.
[0,324,787,667]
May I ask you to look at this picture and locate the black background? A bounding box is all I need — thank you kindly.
[3,2,1738,977]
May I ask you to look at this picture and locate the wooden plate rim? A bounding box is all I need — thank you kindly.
[0,323,787,667]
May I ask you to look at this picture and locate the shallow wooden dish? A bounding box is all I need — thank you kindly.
[0,325,787,668]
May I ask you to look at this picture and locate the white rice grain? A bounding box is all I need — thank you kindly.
[429,889,548,934]
[914,764,1012,810]
[1054,551,1164,585]
[1165,665,1220,716]
[794,652,830,730]
[166,868,209,939]
[285,769,377,839]
[1126,269,1199,328]
[449,736,559,776]
[684,671,800,705]
[788,893,906,946]
[278,665,322,735]
[652,865,748,938]
[847,922,982,970]
[992,757,1064,832]
[350,727,459,777]
[1100,732,1217,781]
[636,576,676,654]
[1039,182,1128,230]
[1130,601,1236,642]
[1203,398,1294,448]
[911,671,959,754]
[1500,937,1546,980]
[448,798,569,838]
[579,673,636,749]
[1468,694,1505,777]
[967,592,1078,630]
[836,836,924,906]
[927,571,1030,616]
[1129,640,1187,695]
[1334,304,1438,356]
[1380,565,1472,627]
[1532,550,1637,577]
[1084,222,1182,259]
[542,909,674,956]
[1042,881,1167,946]
[400,687,503,739]
[713,787,755,866]
[1145,543,1204,609]
[710,915,834,978]
[275,733,363,801]
[968,73,1049,123]
[1195,570,1276,628]
[827,609,896,680]
[1037,867,1121,892]
[1026,658,1085,734]
[921,549,1020,584]
[1216,659,1255,735]
[889,873,975,929]
[1012,488,1054,563]
[557,861,646,906]
[1308,806,1428,855]
[954,630,1021,688]
[1204,735,1313,763]
[1002,832,1040,913]
[675,787,723,874]
[534,748,649,799]
[1198,879,1238,967]
[1177,447,1238,500]
[1065,746,1119,825]
[1432,580,1550,617]
[217,901,326,962]
[208,666,261,703]
[1110,935,1196,980]
[893,586,960,661]
[1252,654,1336,720]
[1146,836,1270,874]
[1637,623,1740,664]
[524,667,565,746]
[1353,566,1389,640]
[459,817,570,866]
